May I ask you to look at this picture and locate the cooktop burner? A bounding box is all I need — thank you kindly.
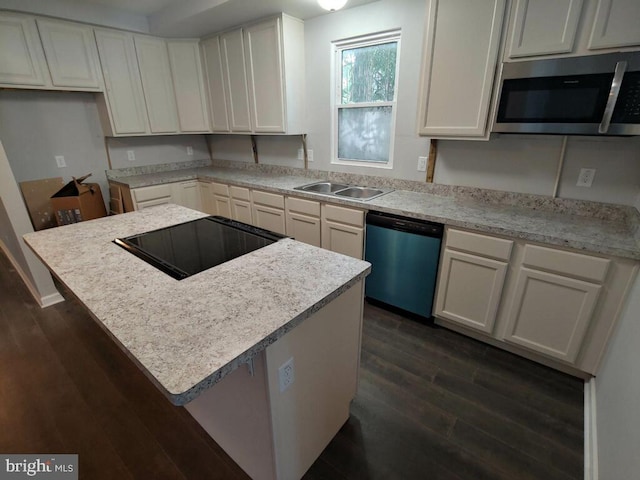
[114,216,286,280]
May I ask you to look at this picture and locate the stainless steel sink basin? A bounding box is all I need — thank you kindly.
[297,181,350,194]
[334,187,386,200]
[294,181,393,201]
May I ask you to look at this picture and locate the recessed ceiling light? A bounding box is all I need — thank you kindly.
[318,0,348,12]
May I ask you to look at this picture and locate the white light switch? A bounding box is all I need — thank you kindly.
[186,146,193,156]
[417,156,427,172]
[127,150,135,162]
[55,155,66,168]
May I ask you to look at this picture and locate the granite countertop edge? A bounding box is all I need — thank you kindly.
[168,270,370,406]
[108,166,640,261]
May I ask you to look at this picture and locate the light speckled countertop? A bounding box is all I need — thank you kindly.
[24,204,371,406]
[109,165,640,260]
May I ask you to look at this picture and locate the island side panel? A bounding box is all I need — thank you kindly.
[265,280,364,480]
[184,351,277,480]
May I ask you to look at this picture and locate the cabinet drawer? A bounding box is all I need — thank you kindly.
[253,190,284,209]
[446,228,513,261]
[286,196,320,217]
[522,244,610,283]
[212,182,229,196]
[132,184,173,202]
[323,204,364,227]
[230,185,251,201]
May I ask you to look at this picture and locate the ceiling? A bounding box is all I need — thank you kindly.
[79,0,380,37]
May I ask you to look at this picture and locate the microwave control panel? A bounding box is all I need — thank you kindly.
[613,72,640,124]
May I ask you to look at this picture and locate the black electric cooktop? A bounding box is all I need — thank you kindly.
[114,216,286,280]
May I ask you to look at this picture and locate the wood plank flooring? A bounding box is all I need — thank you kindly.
[0,250,583,479]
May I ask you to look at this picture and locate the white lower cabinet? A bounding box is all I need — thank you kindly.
[172,180,201,210]
[252,190,286,235]
[199,182,216,215]
[230,186,252,224]
[435,228,513,333]
[285,197,321,247]
[434,227,637,375]
[321,204,365,259]
[131,184,173,210]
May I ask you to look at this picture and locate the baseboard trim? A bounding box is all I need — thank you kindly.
[584,378,598,480]
[0,239,64,308]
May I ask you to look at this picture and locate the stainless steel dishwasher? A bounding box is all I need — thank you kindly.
[364,211,443,319]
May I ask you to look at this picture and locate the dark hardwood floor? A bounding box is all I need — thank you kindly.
[0,250,583,479]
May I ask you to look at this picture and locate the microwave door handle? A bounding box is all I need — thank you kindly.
[599,61,627,134]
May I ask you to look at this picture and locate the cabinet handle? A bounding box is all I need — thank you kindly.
[599,61,627,134]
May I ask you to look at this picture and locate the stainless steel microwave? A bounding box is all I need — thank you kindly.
[493,52,640,136]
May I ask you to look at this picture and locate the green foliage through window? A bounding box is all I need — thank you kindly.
[341,42,397,104]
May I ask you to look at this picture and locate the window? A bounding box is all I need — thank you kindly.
[332,31,400,168]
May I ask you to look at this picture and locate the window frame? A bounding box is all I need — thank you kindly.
[331,30,402,170]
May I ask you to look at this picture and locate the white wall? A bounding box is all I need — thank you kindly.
[0,0,149,32]
[0,141,62,307]
[595,273,640,480]
[0,90,111,206]
[107,135,210,169]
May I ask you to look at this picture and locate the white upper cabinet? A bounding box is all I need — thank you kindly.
[36,18,102,89]
[166,39,211,133]
[134,35,179,134]
[94,29,148,135]
[220,28,253,132]
[588,0,640,50]
[504,0,640,60]
[418,0,506,139]
[507,0,583,58]
[201,14,305,134]
[200,36,230,132]
[0,12,49,86]
[244,17,286,133]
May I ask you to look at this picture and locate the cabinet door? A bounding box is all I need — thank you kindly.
[220,29,252,132]
[507,0,583,58]
[503,267,601,362]
[253,205,286,235]
[199,182,216,215]
[0,13,48,86]
[588,0,640,50]
[321,220,364,259]
[418,0,506,138]
[173,181,202,211]
[167,40,211,133]
[244,18,286,133]
[134,35,179,134]
[214,195,231,218]
[286,211,321,247]
[36,19,102,89]
[95,29,149,135]
[435,249,508,334]
[201,36,230,132]
[231,198,252,224]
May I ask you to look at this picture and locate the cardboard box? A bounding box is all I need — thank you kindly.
[50,174,107,226]
[19,177,65,231]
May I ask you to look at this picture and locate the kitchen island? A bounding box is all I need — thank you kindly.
[23,204,371,480]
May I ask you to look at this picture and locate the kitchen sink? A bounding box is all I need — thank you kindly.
[334,187,386,199]
[294,181,392,201]
[297,181,350,194]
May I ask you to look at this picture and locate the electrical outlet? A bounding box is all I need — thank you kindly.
[417,156,427,172]
[55,155,66,168]
[297,149,314,162]
[577,168,596,187]
[127,150,135,162]
[186,146,193,156]
[278,357,295,393]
